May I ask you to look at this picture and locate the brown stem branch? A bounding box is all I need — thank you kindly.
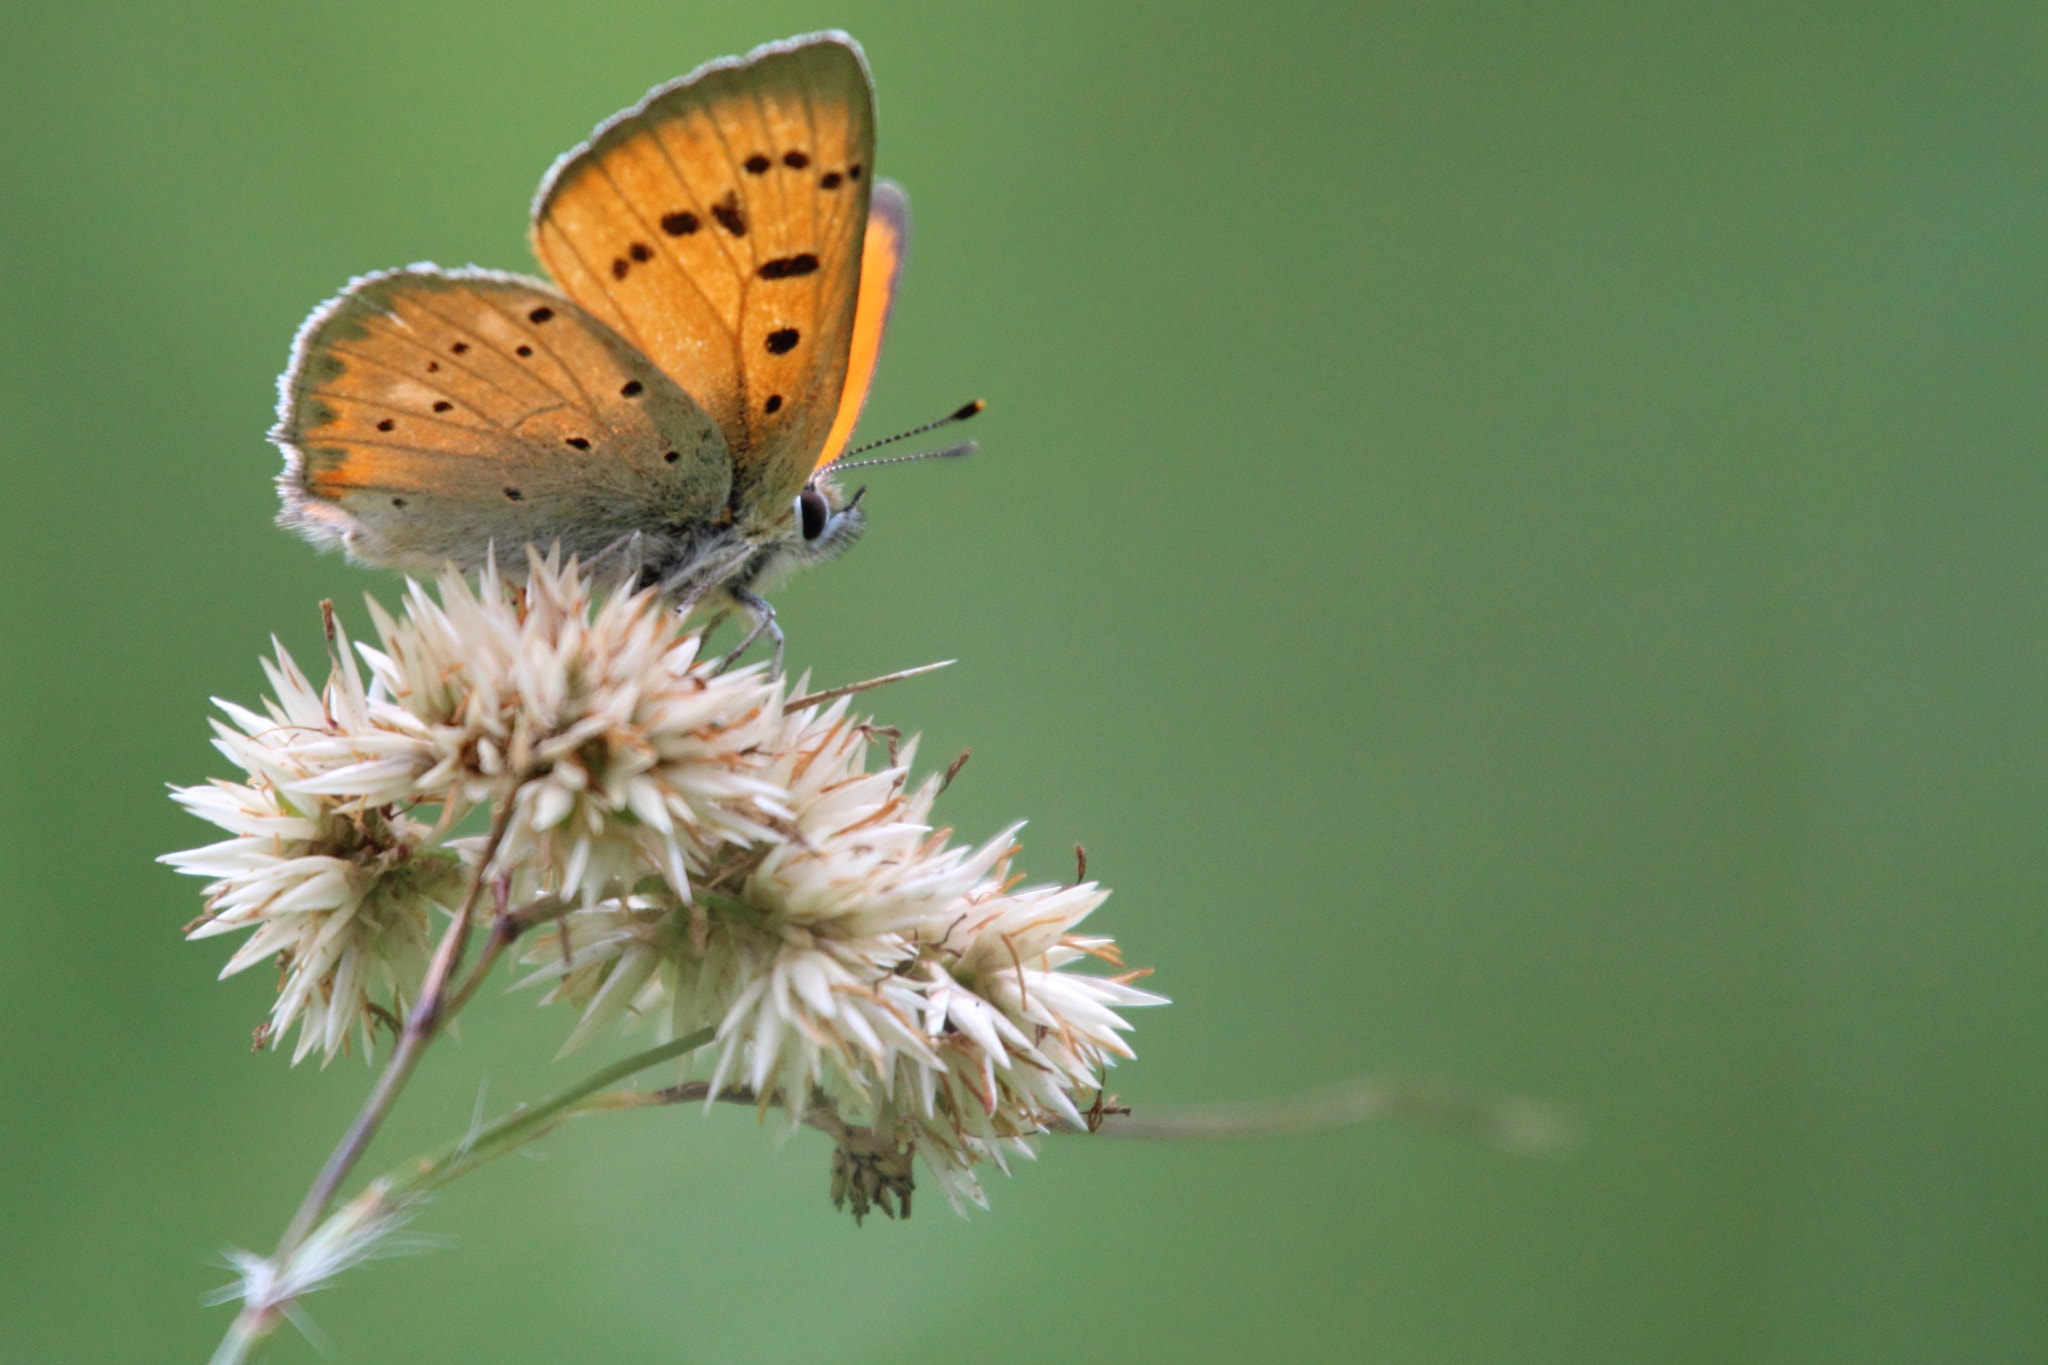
[270,802,516,1259]
[1066,1079,1578,1155]
[442,892,573,1019]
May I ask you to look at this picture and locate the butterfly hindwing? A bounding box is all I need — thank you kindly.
[530,31,875,511]
[275,266,731,572]
[816,178,909,472]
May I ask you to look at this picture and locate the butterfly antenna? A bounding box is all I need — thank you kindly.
[838,399,984,459]
[826,440,978,473]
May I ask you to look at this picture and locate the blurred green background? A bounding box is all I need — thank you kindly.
[3,2,2044,1361]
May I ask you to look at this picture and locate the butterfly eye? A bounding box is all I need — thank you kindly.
[797,487,829,541]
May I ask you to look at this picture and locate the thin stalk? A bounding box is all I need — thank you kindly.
[210,1028,718,1365]
[210,1311,271,1365]
[273,804,513,1258]
[784,658,953,710]
[1074,1079,1578,1155]
[396,1026,717,1198]
[443,892,572,1020]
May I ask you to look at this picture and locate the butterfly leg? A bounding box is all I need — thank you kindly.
[694,606,731,646]
[591,531,650,587]
[717,588,784,678]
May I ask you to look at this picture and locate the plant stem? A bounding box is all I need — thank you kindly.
[209,1029,715,1365]
[272,805,512,1259]
[210,1311,271,1365]
[1073,1078,1578,1155]
[395,1026,717,1198]
[443,892,570,1020]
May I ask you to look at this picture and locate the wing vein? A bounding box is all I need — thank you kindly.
[588,147,735,348]
[307,390,571,432]
[542,217,658,360]
[402,289,595,418]
[319,432,546,456]
[701,96,762,449]
[795,79,832,450]
[640,112,750,318]
[345,304,528,409]
[383,293,596,419]
[321,346,576,431]
[459,282,601,414]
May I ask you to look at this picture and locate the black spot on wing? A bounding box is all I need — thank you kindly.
[712,192,747,237]
[744,153,771,174]
[376,418,395,432]
[432,400,453,412]
[628,242,653,262]
[764,394,783,413]
[764,328,800,355]
[504,487,523,500]
[783,150,810,169]
[528,306,554,323]
[451,341,469,354]
[758,253,820,280]
[620,380,643,397]
[565,437,590,450]
[819,171,842,190]
[662,450,680,463]
[515,344,533,357]
[611,257,629,280]
[661,210,700,236]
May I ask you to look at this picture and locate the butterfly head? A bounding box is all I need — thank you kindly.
[738,473,866,595]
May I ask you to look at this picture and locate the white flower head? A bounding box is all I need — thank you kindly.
[349,551,786,906]
[168,555,786,1060]
[520,700,941,1079]
[889,875,1168,1210]
[165,625,462,1064]
[521,690,1166,1213]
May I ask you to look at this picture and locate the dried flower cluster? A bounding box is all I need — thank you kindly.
[521,696,1163,1211]
[165,629,466,1064]
[166,554,1162,1211]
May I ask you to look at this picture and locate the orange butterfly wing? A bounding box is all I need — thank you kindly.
[530,31,874,513]
[816,179,908,472]
[274,266,731,572]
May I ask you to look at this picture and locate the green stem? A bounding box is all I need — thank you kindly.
[209,1312,272,1365]
[694,886,769,930]
[394,1026,717,1198]
[212,808,515,1365]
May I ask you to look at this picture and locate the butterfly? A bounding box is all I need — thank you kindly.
[272,31,964,671]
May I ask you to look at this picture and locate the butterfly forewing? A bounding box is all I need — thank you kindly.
[531,31,875,509]
[275,267,731,572]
